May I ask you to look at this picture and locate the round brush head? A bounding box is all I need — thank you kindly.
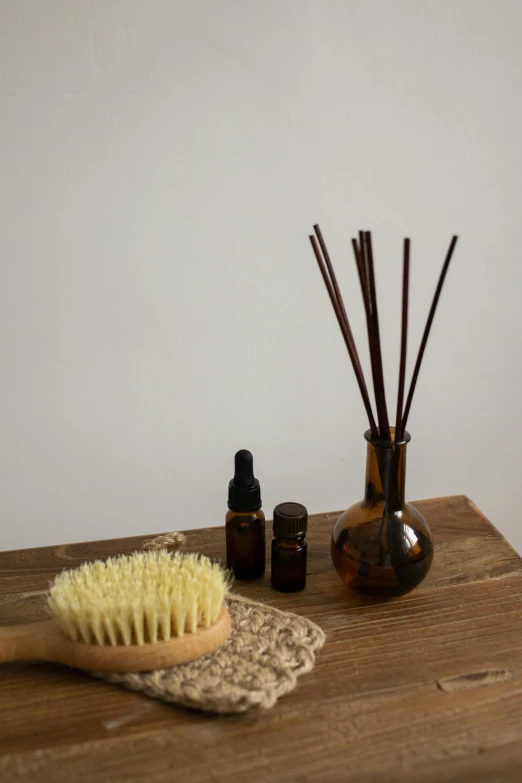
[48,550,231,646]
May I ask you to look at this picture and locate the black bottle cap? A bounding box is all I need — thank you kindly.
[228,450,262,512]
[273,502,308,538]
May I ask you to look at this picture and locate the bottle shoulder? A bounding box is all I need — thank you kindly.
[226,508,265,525]
[272,536,307,550]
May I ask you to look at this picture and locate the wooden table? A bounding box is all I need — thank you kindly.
[1,495,522,782]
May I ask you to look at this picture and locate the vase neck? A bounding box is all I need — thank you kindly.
[364,439,407,511]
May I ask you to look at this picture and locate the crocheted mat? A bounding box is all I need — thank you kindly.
[95,593,325,714]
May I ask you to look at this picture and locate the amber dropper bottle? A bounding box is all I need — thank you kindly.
[226,450,265,580]
[271,502,308,592]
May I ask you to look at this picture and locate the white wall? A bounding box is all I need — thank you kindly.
[1,0,521,553]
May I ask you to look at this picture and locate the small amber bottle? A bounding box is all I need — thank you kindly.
[226,450,265,580]
[271,502,308,592]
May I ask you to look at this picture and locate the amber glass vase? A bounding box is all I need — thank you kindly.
[331,429,433,598]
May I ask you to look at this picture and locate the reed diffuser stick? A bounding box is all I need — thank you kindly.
[358,230,369,298]
[309,234,378,438]
[364,232,391,441]
[313,224,354,339]
[400,235,458,434]
[352,238,370,319]
[352,235,389,439]
[395,238,410,439]
[313,226,377,436]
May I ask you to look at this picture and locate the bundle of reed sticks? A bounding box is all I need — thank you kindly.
[309,226,458,442]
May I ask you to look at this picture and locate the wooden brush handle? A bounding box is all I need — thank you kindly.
[0,620,59,664]
[0,606,231,673]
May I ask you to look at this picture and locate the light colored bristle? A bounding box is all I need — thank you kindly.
[48,551,230,646]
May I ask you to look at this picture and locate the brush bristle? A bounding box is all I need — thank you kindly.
[48,551,230,646]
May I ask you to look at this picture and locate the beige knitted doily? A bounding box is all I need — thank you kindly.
[96,592,325,713]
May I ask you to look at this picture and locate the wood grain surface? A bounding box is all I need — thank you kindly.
[1,495,522,782]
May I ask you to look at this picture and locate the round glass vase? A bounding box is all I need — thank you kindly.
[331,429,433,599]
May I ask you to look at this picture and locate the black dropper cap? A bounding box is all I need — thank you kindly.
[228,450,262,512]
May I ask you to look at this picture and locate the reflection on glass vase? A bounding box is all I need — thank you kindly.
[331,429,433,599]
